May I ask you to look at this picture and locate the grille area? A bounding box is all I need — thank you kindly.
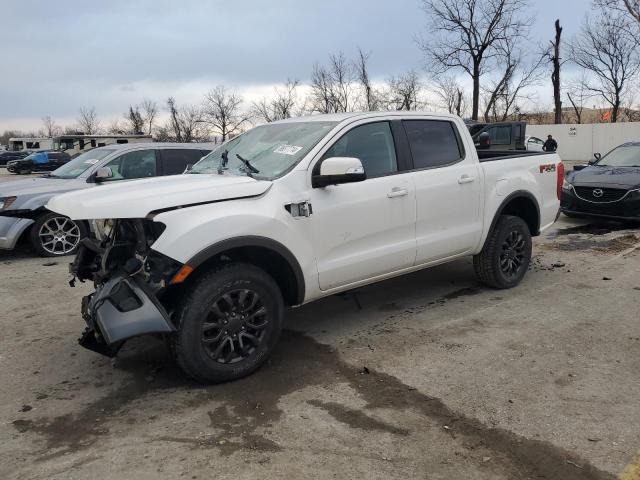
[573,186,627,202]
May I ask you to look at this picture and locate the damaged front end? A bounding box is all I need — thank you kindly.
[72,219,182,357]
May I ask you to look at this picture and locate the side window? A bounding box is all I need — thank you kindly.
[489,125,512,145]
[322,122,397,178]
[160,149,204,175]
[103,149,157,180]
[403,120,463,169]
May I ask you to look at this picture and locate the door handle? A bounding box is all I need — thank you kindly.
[387,187,409,198]
[458,174,475,184]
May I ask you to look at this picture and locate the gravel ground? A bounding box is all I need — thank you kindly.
[1,167,639,479]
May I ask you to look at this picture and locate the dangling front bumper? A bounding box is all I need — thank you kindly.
[79,273,176,357]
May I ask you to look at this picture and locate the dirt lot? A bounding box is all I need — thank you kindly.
[1,168,639,479]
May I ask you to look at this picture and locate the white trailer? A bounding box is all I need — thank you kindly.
[52,134,153,157]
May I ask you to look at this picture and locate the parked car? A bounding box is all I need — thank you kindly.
[525,135,545,152]
[6,151,72,174]
[0,143,211,257]
[47,112,562,383]
[561,142,640,220]
[0,150,30,166]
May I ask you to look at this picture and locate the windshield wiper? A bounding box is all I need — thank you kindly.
[236,154,259,175]
[217,149,230,175]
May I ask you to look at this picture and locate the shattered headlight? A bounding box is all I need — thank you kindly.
[92,219,115,240]
[0,196,16,210]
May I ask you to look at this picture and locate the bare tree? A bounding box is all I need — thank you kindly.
[354,48,379,111]
[106,119,125,135]
[482,43,545,122]
[385,70,423,111]
[548,20,563,124]
[595,0,640,24]
[251,79,300,123]
[432,76,466,116]
[570,12,640,122]
[565,73,591,124]
[77,107,100,134]
[165,97,204,143]
[41,116,60,137]
[141,98,158,135]
[124,105,145,134]
[419,0,530,120]
[202,86,249,141]
[309,52,356,113]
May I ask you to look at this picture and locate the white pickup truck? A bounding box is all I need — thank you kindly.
[48,112,563,383]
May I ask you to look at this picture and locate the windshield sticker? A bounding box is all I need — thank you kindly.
[274,145,303,156]
[84,159,100,165]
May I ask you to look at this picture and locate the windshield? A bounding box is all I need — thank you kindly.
[597,145,640,167]
[49,149,115,179]
[191,121,337,180]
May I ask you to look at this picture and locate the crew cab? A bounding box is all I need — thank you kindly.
[47,112,563,383]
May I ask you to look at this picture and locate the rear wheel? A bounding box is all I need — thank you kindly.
[474,215,532,289]
[173,262,284,383]
[29,212,87,257]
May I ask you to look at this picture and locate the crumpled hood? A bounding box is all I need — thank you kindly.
[47,174,272,220]
[569,165,640,189]
[0,176,88,198]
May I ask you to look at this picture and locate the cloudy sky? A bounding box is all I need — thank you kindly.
[0,0,591,132]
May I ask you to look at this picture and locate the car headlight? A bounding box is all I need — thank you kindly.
[0,196,16,210]
[562,179,572,191]
[92,219,115,240]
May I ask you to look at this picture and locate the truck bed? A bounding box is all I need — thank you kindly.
[477,150,547,162]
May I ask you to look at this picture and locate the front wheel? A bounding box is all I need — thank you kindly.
[173,262,284,383]
[473,215,532,289]
[29,212,87,257]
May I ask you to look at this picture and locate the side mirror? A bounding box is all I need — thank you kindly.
[94,166,113,182]
[312,157,366,188]
[478,132,491,149]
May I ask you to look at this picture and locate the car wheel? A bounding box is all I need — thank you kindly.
[473,215,532,289]
[29,212,87,257]
[172,262,284,383]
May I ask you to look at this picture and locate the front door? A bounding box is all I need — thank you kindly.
[307,121,417,291]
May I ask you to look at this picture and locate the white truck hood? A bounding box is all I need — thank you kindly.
[46,174,272,220]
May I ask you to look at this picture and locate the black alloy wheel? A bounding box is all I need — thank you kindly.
[499,230,527,279]
[201,289,269,364]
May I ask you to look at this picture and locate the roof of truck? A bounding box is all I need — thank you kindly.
[273,111,458,124]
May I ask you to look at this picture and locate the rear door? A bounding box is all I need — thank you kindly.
[402,119,483,264]
[158,149,206,175]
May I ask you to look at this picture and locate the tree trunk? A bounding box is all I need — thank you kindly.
[472,62,480,121]
[552,20,563,124]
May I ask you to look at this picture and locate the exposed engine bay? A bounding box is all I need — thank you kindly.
[71,219,182,357]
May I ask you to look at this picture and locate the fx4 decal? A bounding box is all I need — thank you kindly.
[539,164,556,173]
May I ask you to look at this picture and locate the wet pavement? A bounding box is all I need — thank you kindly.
[1,197,639,478]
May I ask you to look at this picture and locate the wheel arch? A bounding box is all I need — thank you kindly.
[184,236,305,306]
[485,191,540,245]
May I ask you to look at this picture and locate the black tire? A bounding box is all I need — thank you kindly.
[473,215,532,289]
[173,262,284,383]
[29,212,87,257]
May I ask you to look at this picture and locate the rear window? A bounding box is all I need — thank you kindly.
[403,120,463,169]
